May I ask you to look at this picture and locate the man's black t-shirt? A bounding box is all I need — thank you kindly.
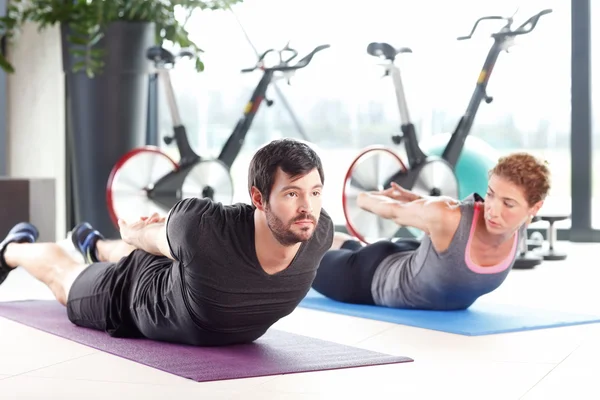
[128,197,334,346]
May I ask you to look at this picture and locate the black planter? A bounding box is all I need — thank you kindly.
[62,21,155,238]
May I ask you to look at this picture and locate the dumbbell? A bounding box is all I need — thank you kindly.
[527,231,544,251]
[538,214,569,261]
[513,216,543,269]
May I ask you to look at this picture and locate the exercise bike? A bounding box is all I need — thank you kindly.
[342,9,552,243]
[106,43,330,227]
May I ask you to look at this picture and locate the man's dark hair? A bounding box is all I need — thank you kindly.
[248,138,324,205]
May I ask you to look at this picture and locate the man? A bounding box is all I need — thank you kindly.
[0,138,333,346]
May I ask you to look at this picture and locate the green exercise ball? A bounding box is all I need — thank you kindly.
[419,133,499,200]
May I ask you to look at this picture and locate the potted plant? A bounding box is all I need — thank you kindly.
[0,0,242,237]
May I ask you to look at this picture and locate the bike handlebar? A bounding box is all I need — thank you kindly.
[457,9,552,41]
[241,44,330,73]
[498,8,552,37]
[457,16,506,40]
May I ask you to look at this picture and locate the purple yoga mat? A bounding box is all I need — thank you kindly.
[0,300,412,382]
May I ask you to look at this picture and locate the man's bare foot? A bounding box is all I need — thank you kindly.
[331,232,360,250]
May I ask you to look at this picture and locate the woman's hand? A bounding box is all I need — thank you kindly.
[371,182,421,203]
[357,191,399,219]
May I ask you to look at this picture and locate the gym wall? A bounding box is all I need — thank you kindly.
[5,22,66,240]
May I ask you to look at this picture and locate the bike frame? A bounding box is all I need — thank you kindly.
[387,10,551,170]
[149,66,277,210]
[441,34,509,167]
[386,34,509,169]
[158,67,275,169]
[157,68,199,167]
[109,43,329,225]
[387,62,426,167]
[218,68,275,169]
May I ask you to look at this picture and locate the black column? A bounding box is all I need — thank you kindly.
[63,21,154,238]
[571,0,593,240]
[0,0,7,176]
[146,73,159,146]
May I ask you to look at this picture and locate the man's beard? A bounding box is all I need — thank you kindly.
[265,205,317,246]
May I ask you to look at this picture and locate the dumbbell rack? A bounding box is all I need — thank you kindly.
[513,214,570,269]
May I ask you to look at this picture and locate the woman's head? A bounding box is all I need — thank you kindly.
[483,152,551,233]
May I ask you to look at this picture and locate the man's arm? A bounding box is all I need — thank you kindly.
[118,213,175,261]
[131,222,175,261]
[120,198,215,263]
[356,192,455,235]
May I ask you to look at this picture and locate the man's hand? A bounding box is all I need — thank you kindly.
[139,213,166,225]
[118,218,145,247]
[119,212,165,247]
[117,212,173,259]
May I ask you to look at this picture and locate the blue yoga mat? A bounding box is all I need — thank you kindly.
[299,290,600,336]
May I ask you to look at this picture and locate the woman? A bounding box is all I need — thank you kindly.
[312,152,551,310]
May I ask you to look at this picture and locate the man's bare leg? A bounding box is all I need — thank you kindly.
[70,222,136,264]
[71,214,168,264]
[3,242,87,305]
[95,239,136,263]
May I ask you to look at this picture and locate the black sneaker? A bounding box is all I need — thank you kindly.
[0,222,39,285]
[70,222,104,264]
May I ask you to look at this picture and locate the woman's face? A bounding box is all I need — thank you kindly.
[483,174,543,234]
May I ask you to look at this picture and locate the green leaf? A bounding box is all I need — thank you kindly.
[2,0,244,76]
[0,55,15,73]
[88,32,104,47]
[195,58,204,72]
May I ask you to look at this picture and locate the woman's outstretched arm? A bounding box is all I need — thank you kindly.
[357,191,458,235]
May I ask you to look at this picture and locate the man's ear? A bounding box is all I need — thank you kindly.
[251,186,266,211]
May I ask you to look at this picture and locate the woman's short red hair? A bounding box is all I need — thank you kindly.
[488,152,551,206]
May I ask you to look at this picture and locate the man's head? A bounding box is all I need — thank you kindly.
[248,138,325,246]
[484,152,551,234]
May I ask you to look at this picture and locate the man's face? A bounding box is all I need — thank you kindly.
[265,167,323,246]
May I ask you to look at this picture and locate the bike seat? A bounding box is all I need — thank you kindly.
[367,42,412,61]
[147,46,175,64]
[146,46,194,66]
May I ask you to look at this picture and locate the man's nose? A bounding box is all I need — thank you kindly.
[299,196,313,212]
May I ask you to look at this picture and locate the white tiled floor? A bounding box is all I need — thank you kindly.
[0,241,598,399]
